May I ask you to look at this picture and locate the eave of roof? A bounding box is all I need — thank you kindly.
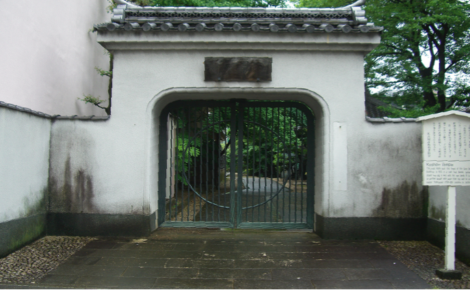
[94,4,382,34]
[0,101,109,121]
[416,110,470,122]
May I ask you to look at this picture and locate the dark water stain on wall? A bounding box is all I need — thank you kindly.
[429,205,445,221]
[49,156,96,213]
[373,181,428,218]
[23,187,47,217]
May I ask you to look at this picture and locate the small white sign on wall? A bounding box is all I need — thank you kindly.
[418,111,470,186]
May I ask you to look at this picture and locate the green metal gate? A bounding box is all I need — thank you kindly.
[158,100,315,229]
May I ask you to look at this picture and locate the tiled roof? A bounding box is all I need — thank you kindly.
[366,116,417,123]
[94,3,382,34]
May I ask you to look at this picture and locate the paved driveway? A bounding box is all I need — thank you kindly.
[36,228,430,289]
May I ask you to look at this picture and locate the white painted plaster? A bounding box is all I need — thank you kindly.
[0,108,51,223]
[49,118,149,215]
[343,122,424,218]
[0,0,111,116]
[333,122,347,191]
[49,45,369,221]
[45,28,428,227]
[445,186,457,271]
[429,186,470,230]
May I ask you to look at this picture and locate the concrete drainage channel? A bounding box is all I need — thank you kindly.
[0,229,468,289]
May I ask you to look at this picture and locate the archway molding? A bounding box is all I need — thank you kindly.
[144,87,331,230]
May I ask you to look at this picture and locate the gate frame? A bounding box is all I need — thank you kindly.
[147,87,331,231]
[158,99,315,229]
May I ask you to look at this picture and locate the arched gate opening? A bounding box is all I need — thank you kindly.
[158,99,315,229]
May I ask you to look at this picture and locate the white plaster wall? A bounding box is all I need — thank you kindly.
[0,108,51,223]
[0,0,111,116]
[44,26,428,224]
[49,46,425,221]
[428,186,470,230]
[117,49,362,218]
[49,118,149,215]
[345,122,425,218]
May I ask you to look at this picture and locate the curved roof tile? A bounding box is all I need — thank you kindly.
[94,4,382,34]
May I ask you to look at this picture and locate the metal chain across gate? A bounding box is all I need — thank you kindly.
[158,100,315,229]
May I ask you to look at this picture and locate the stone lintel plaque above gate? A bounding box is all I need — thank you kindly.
[204,57,272,82]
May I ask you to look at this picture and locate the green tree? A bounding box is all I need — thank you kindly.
[172,103,310,187]
[365,0,470,117]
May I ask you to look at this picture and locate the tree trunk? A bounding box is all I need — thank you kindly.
[421,71,436,108]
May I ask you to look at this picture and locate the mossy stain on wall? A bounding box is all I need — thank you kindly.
[1,187,47,258]
[429,205,445,221]
[5,219,45,254]
[49,156,96,213]
[373,181,428,218]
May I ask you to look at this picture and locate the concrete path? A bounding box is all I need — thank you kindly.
[34,228,429,289]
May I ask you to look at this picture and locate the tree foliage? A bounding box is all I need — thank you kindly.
[172,103,309,187]
[365,0,470,117]
[294,0,470,117]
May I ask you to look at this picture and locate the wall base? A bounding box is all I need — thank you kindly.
[47,212,157,237]
[315,214,426,240]
[427,218,470,265]
[0,214,46,258]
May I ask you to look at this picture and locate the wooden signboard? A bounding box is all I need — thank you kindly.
[420,113,470,186]
[204,57,272,82]
[417,111,470,279]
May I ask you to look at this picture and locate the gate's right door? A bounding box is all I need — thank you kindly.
[235,101,315,229]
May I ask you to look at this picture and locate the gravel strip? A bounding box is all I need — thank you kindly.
[379,241,470,289]
[0,236,95,285]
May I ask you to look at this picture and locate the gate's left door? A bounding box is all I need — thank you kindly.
[159,100,237,228]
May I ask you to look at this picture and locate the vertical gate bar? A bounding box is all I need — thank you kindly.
[200,108,204,222]
[300,111,304,223]
[223,107,228,222]
[217,107,221,222]
[201,107,204,221]
[246,107,251,222]
[252,107,256,223]
[294,108,302,222]
[207,107,211,222]
[258,107,262,223]
[287,107,292,224]
[174,110,178,222]
[211,107,215,222]
[176,109,181,222]
[182,108,186,222]
[264,106,268,222]
[188,108,192,221]
[245,108,250,222]
[270,107,274,223]
[191,110,196,222]
[294,108,298,223]
[276,106,280,223]
[229,103,237,227]
[169,113,173,221]
[236,102,244,226]
[282,106,287,224]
